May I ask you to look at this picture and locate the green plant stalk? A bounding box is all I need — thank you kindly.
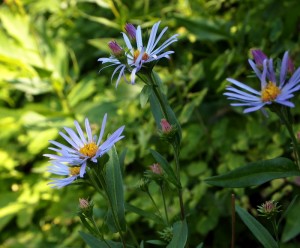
[271,218,280,248]
[274,106,300,169]
[172,144,185,220]
[146,190,165,224]
[160,184,170,225]
[142,71,185,220]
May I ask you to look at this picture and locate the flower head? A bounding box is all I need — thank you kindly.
[98,21,178,87]
[47,162,81,188]
[44,114,125,179]
[224,51,300,114]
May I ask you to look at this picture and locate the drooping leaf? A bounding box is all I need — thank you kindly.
[205,157,300,188]
[236,205,278,248]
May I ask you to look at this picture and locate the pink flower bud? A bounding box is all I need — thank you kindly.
[149,163,163,175]
[160,119,172,133]
[125,23,136,39]
[79,198,90,209]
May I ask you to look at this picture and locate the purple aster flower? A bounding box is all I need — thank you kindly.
[98,21,178,87]
[47,162,81,188]
[44,114,125,178]
[224,51,300,113]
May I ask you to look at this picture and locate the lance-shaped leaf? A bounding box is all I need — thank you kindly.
[105,146,126,232]
[167,219,188,248]
[236,205,278,248]
[205,157,300,188]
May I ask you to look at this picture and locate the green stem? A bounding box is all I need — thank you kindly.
[140,72,170,121]
[275,106,300,169]
[160,184,170,225]
[172,144,185,220]
[271,219,280,247]
[146,190,164,223]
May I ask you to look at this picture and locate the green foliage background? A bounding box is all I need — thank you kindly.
[1,0,300,247]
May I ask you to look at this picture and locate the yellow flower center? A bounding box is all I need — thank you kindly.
[261,82,281,102]
[79,142,98,157]
[134,50,149,62]
[69,166,80,176]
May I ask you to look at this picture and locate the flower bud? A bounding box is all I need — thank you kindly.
[125,23,136,39]
[288,56,295,74]
[149,163,163,175]
[78,198,94,217]
[108,40,123,56]
[257,200,281,219]
[251,49,268,68]
[160,119,172,134]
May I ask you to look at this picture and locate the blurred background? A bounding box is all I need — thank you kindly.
[1,0,300,247]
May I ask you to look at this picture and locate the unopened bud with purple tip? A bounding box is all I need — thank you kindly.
[108,40,123,56]
[251,49,268,68]
[288,56,295,74]
[125,23,136,39]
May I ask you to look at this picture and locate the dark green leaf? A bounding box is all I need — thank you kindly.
[205,157,300,188]
[236,205,278,248]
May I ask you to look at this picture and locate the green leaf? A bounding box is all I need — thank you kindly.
[140,85,152,108]
[79,231,123,248]
[196,243,204,248]
[105,146,126,232]
[281,196,300,242]
[124,203,164,225]
[167,219,188,248]
[174,15,229,41]
[205,157,300,187]
[67,78,95,107]
[236,205,278,248]
[150,149,180,188]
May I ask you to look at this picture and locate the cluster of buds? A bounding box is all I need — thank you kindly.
[257,200,281,219]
